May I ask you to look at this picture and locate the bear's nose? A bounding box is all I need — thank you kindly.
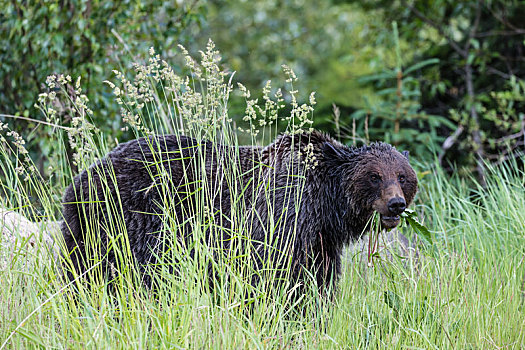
[387,197,406,215]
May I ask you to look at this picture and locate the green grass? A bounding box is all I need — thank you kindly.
[1,160,524,348]
[1,42,524,349]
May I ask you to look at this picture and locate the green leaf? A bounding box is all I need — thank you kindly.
[401,209,432,244]
[383,290,401,313]
[404,58,439,75]
[358,70,397,84]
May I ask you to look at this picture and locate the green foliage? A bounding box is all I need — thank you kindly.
[347,0,525,177]
[2,0,524,176]
[192,1,391,127]
[348,23,454,160]
[449,76,525,171]
[401,208,432,244]
[0,0,205,174]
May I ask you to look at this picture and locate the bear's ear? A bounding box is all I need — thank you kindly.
[402,150,409,160]
[323,142,347,160]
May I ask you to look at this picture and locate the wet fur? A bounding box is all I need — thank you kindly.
[61,131,417,291]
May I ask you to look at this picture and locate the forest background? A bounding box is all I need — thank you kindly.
[1,0,524,184]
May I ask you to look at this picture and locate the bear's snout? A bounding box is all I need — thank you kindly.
[387,197,406,216]
[371,182,408,229]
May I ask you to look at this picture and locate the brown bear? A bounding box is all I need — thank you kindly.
[61,131,418,292]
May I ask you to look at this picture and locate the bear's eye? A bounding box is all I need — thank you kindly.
[370,174,381,184]
[398,174,406,184]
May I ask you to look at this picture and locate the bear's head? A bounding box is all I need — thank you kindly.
[322,141,418,231]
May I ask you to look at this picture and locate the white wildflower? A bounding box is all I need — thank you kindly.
[309,92,316,105]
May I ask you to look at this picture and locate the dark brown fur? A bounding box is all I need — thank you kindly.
[61,131,417,291]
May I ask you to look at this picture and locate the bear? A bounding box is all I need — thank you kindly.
[61,130,418,293]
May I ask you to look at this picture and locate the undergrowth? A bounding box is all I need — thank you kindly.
[0,41,524,349]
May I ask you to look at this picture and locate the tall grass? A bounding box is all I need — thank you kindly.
[1,42,524,348]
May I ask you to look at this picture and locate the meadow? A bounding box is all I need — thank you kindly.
[1,43,524,349]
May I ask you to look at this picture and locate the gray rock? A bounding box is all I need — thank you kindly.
[0,208,60,270]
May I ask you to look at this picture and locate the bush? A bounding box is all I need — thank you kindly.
[0,0,205,175]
